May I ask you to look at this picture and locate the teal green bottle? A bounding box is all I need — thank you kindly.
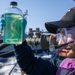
[3,1,23,44]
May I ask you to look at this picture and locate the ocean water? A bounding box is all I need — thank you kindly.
[0,56,23,75]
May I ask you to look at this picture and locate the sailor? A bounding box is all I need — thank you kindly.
[1,7,75,75]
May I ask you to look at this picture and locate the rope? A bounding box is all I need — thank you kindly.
[0,63,16,66]
[68,69,75,75]
[0,43,10,50]
[0,50,14,56]
[8,63,17,75]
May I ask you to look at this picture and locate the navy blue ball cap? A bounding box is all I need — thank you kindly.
[45,7,75,34]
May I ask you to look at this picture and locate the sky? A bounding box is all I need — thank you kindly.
[0,0,75,33]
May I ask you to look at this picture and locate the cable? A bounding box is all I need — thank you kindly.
[0,51,14,56]
[0,63,16,66]
[68,69,75,75]
[0,43,10,50]
[8,63,17,75]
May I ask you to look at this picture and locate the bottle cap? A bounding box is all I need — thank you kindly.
[10,1,17,6]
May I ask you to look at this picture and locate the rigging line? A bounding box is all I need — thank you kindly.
[0,42,10,50]
[8,62,17,75]
[68,69,75,75]
[0,50,14,56]
[0,63,17,66]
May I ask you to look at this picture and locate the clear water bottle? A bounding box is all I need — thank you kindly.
[3,1,23,44]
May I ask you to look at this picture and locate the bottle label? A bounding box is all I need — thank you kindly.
[3,13,23,44]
